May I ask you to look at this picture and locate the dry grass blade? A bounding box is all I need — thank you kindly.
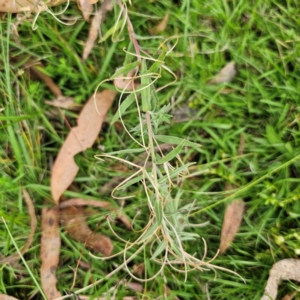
[40,205,62,299]
[60,206,113,256]
[260,259,300,300]
[0,189,37,265]
[219,183,245,254]
[82,0,114,60]
[50,89,116,204]
[208,61,237,84]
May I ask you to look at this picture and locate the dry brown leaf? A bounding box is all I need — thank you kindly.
[149,13,169,35]
[66,199,132,228]
[0,295,19,300]
[82,0,114,60]
[0,189,37,265]
[282,290,298,300]
[59,198,132,229]
[114,69,140,91]
[0,0,69,13]
[219,183,245,254]
[50,89,116,204]
[208,61,237,84]
[78,0,93,22]
[132,263,145,277]
[261,259,300,300]
[40,205,62,299]
[60,206,113,256]
[45,96,81,110]
[125,281,143,293]
[59,198,111,209]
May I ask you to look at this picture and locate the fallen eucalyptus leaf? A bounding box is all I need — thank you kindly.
[219,194,245,254]
[50,89,116,204]
[79,0,93,22]
[60,206,113,256]
[40,205,61,299]
[82,0,113,60]
[209,61,237,84]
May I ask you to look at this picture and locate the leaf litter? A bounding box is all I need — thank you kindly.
[82,0,114,60]
[219,134,245,254]
[219,184,245,254]
[59,198,132,229]
[208,61,237,84]
[60,205,113,256]
[78,0,93,22]
[3,3,297,299]
[40,205,62,299]
[50,89,116,204]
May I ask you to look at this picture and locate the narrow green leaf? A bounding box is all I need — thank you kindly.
[148,49,167,73]
[119,174,144,190]
[154,199,163,224]
[111,93,136,124]
[0,115,32,121]
[155,135,202,149]
[139,222,159,243]
[141,60,151,112]
[156,140,184,164]
[123,42,134,65]
[170,242,182,258]
[111,61,140,79]
[159,162,195,185]
[151,240,167,259]
[98,148,145,156]
[99,20,124,43]
[174,232,199,240]
[266,125,293,154]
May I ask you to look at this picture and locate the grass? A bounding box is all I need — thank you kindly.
[1,0,300,299]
